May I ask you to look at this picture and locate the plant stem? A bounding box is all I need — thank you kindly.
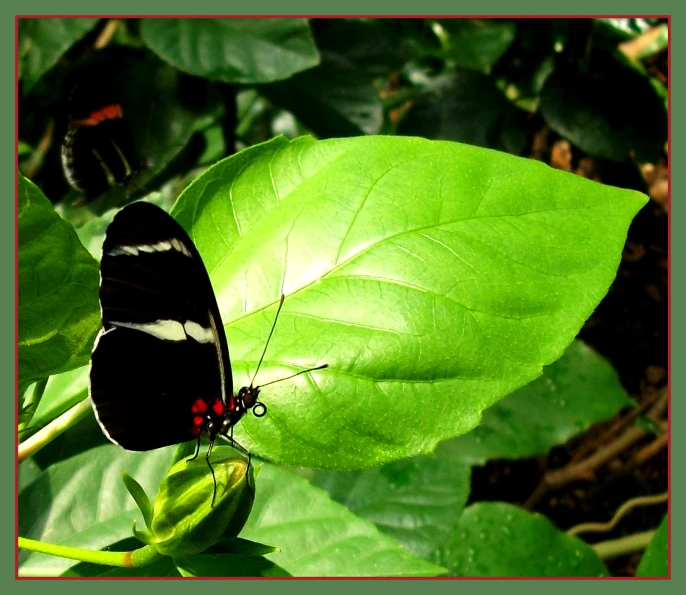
[18,537,162,568]
[18,399,93,463]
[592,530,655,560]
[567,492,668,536]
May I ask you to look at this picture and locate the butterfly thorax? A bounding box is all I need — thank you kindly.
[218,387,262,436]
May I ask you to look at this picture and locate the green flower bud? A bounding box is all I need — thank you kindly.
[151,449,255,558]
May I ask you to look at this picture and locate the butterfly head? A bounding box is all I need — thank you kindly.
[237,385,267,418]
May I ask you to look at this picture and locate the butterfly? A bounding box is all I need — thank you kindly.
[89,201,326,504]
[60,82,139,202]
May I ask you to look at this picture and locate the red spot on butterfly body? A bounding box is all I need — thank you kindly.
[228,395,236,412]
[191,399,208,414]
[193,415,204,428]
[212,398,224,416]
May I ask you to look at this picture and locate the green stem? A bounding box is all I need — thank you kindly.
[592,530,655,560]
[18,399,93,463]
[18,537,162,568]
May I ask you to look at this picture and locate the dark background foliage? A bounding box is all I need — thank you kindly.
[18,17,668,577]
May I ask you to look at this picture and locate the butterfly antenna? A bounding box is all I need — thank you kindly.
[250,294,286,387]
[257,364,328,389]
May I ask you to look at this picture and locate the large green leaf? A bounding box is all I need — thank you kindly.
[170,135,646,470]
[439,339,635,465]
[140,18,319,84]
[310,456,470,561]
[18,445,176,577]
[240,465,446,576]
[438,502,609,576]
[636,513,668,577]
[18,18,99,92]
[18,173,100,395]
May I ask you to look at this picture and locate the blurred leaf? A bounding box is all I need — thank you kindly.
[31,413,111,471]
[240,465,446,576]
[74,209,118,260]
[311,19,415,76]
[18,173,100,395]
[18,458,42,493]
[398,70,531,154]
[19,445,176,577]
[260,63,383,138]
[636,514,668,577]
[171,135,646,470]
[236,88,271,140]
[175,554,290,577]
[259,18,420,139]
[198,124,226,164]
[18,140,34,156]
[438,502,609,576]
[20,448,174,574]
[140,18,319,84]
[440,340,635,465]
[270,109,311,139]
[19,18,99,92]
[21,365,89,440]
[19,378,46,428]
[540,60,667,162]
[634,416,659,435]
[311,455,470,560]
[434,18,516,72]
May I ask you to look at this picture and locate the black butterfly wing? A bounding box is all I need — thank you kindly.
[62,105,138,199]
[90,201,233,450]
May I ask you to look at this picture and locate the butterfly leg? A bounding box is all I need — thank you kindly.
[186,435,201,462]
[228,426,255,498]
[206,439,217,507]
[218,427,255,497]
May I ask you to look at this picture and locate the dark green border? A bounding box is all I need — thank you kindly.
[7,2,676,594]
